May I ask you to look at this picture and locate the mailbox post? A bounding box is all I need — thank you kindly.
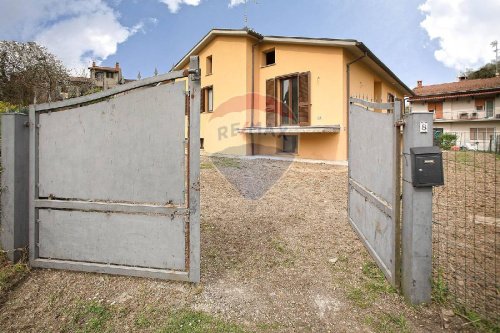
[401,111,441,304]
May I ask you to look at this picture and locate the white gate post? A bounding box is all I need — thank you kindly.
[401,112,434,304]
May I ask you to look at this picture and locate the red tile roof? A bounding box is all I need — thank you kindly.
[411,77,500,101]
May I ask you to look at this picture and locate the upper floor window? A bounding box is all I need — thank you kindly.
[485,99,494,118]
[265,72,310,127]
[280,76,299,125]
[206,55,213,75]
[263,49,275,66]
[427,101,443,119]
[106,72,114,79]
[475,98,494,117]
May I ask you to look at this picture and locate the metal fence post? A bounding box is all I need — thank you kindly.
[0,113,29,262]
[401,111,434,304]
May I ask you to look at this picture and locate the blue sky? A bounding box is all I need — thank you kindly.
[1,0,499,88]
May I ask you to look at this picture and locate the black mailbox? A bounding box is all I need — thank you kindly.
[410,146,444,187]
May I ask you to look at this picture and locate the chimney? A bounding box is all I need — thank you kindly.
[115,62,120,69]
[92,61,96,67]
[417,80,422,88]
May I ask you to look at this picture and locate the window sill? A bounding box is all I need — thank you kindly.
[277,152,298,156]
[206,73,212,76]
[261,63,276,68]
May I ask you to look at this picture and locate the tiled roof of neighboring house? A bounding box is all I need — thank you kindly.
[172,28,413,96]
[69,76,92,83]
[89,66,120,73]
[410,77,500,101]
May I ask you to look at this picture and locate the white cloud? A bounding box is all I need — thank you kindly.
[159,0,202,13]
[419,0,500,71]
[0,0,146,73]
[229,0,247,7]
[157,0,246,12]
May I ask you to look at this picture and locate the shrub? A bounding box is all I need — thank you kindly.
[438,133,457,150]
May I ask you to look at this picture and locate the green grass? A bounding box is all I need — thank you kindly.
[64,300,111,333]
[200,162,214,169]
[365,313,410,333]
[212,157,241,169]
[432,270,449,304]
[0,248,29,293]
[446,151,500,167]
[158,309,248,333]
[267,239,296,268]
[346,261,397,309]
[433,272,499,332]
[454,306,500,333]
[347,287,374,309]
[362,262,397,294]
[135,312,152,329]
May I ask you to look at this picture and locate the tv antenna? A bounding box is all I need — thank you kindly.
[492,40,499,77]
[243,0,259,28]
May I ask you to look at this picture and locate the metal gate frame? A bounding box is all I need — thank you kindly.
[348,97,402,287]
[28,56,201,282]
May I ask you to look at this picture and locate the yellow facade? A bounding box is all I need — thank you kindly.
[178,30,410,162]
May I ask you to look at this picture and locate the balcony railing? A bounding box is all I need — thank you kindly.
[437,110,498,121]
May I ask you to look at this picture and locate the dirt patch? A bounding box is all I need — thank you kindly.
[0,157,470,332]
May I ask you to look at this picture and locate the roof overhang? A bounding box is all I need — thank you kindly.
[409,89,500,102]
[173,29,262,70]
[172,29,413,96]
[238,125,341,134]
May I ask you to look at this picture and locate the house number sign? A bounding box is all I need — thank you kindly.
[419,121,429,133]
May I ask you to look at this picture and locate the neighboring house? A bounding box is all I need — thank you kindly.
[89,62,123,90]
[409,77,500,151]
[61,76,94,99]
[174,28,412,163]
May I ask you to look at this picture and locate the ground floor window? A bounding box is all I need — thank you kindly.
[281,135,298,154]
[470,128,495,141]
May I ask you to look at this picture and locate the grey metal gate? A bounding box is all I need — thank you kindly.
[348,97,402,287]
[28,57,201,282]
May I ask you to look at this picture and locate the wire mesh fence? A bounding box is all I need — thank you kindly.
[432,131,499,325]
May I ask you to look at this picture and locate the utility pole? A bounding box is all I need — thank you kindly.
[492,40,499,77]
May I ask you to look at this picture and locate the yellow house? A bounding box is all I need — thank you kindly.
[174,28,412,163]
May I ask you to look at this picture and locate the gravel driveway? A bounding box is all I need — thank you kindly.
[0,156,466,332]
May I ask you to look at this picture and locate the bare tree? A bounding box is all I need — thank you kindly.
[0,41,69,107]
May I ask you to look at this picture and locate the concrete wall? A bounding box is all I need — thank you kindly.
[0,114,29,262]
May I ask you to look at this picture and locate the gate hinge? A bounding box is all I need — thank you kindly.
[183,68,201,80]
[394,120,405,128]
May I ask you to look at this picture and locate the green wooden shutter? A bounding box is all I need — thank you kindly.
[266,78,276,127]
[298,72,311,126]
